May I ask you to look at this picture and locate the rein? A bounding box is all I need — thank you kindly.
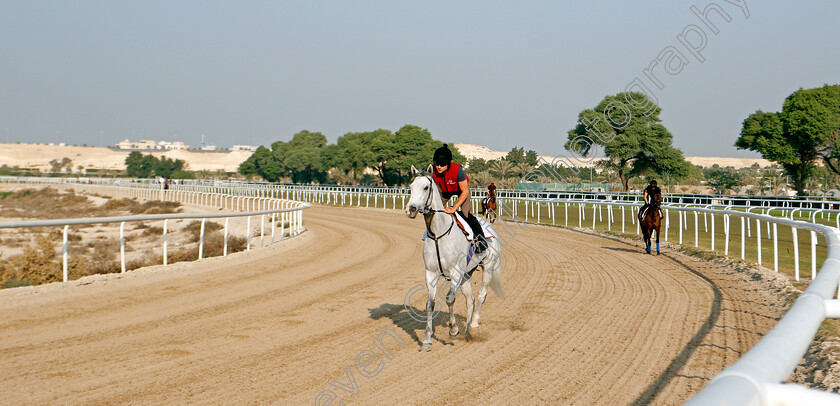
[420,176,456,281]
[644,195,662,223]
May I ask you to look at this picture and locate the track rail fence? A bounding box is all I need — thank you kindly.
[221,182,840,405]
[3,177,840,403]
[0,181,309,283]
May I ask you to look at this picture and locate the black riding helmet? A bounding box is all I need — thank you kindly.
[433,144,452,166]
[650,178,657,186]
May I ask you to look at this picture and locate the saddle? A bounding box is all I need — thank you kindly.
[452,211,495,242]
[639,206,663,220]
[421,212,495,243]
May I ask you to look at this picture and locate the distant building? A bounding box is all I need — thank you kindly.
[199,142,216,151]
[116,139,190,150]
[158,141,189,150]
[231,145,257,152]
[168,141,189,150]
[116,139,134,149]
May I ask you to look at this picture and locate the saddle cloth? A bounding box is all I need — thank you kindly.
[639,207,663,219]
[421,212,496,242]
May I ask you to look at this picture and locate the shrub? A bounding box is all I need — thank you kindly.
[141,226,163,238]
[183,220,224,242]
[3,279,31,288]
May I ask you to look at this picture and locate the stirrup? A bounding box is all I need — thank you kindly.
[474,236,487,254]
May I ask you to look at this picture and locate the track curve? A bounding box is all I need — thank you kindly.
[0,205,784,405]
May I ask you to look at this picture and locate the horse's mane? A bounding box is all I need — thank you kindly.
[651,192,662,205]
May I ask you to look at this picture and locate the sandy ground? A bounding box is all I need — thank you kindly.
[0,143,251,172]
[0,205,785,405]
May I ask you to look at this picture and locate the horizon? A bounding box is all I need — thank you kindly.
[1,1,837,159]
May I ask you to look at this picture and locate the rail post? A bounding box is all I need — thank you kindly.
[198,218,206,260]
[757,218,762,266]
[224,217,229,257]
[163,219,168,266]
[120,222,126,273]
[62,225,69,282]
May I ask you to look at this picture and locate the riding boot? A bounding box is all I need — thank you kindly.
[464,213,487,254]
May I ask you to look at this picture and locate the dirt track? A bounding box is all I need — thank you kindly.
[0,205,784,405]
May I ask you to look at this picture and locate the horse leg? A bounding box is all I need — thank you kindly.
[446,284,460,338]
[655,224,661,255]
[460,275,475,337]
[643,227,651,253]
[421,273,438,351]
[472,265,491,330]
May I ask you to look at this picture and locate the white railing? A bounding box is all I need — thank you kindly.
[4,178,840,403]
[0,182,309,283]
[261,183,840,404]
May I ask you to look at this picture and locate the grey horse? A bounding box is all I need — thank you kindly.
[404,164,505,351]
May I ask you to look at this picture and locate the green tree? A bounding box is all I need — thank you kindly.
[125,151,149,178]
[332,131,380,181]
[368,125,464,186]
[736,84,840,195]
[705,167,742,194]
[489,159,514,181]
[566,92,690,191]
[467,157,489,172]
[502,146,539,167]
[153,155,186,178]
[239,146,284,181]
[284,130,328,183]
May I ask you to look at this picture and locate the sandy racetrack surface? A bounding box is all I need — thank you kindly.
[0,205,784,405]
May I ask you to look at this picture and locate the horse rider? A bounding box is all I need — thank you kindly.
[431,144,488,253]
[482,182,496,210]
[639,178,661,221]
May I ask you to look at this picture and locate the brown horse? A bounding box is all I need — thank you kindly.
[479,185,498,223]
[640,192,662,255]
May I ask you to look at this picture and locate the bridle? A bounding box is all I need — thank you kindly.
[645,193,662,221]
[418,175,456,281]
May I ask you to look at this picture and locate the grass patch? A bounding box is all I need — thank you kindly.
[99,198,181,214]
[3,279,31,288]
[183,220,224,242]
[141,226,163,238]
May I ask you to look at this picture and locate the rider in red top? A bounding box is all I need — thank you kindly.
[432,144,487,253]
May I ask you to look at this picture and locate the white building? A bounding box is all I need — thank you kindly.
[116,139,190,150]
[157,141,189,150]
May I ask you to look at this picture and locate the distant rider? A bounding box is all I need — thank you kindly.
[481,182,496,213]
[639,179,661,221]
[431,144,488,254]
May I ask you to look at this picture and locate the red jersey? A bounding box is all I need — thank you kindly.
[432,162,468,199]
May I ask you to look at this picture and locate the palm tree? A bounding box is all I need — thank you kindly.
[489,160,514,181]
[472,171,491,188]
[512,163,535,180]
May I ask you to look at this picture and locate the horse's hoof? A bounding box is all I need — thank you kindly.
[470,322,480,330]
[449,326,460,338]
[420,342,432,351]
[657,251,661,256]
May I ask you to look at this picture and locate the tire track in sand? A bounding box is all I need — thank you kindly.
[0,206,784,405]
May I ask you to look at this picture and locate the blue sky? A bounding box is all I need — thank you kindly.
[0,1,837,157]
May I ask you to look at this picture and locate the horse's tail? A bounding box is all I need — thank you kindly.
[488,260,505,300]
